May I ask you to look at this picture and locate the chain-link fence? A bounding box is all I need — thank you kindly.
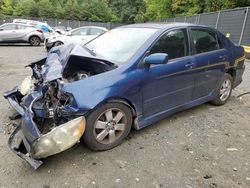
[0,16,124,30]
[166,7,250,46]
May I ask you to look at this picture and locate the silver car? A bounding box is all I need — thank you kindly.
[0,23,44,46]
[45,26,108,51]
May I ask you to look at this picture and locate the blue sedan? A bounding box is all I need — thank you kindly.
[4,23,245,169]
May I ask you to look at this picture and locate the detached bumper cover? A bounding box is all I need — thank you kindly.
[3,86,24,116]
[4,88,86,169]
[8,126,43,169]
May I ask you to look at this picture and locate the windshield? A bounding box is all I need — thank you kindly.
[86,28,157,64]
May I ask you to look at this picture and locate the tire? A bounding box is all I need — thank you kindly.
[210,73,233,106]
[54,41,64,47]
[29,36,41,46]
[83,102,133,151]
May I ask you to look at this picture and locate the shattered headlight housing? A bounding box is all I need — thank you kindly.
[32,117,85,159]
[19,76,33,95]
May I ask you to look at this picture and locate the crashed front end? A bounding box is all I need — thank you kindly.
[3,44,116,169]
[4,71,86,169]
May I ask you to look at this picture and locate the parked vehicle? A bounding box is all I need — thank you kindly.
[0,23,44,46]
[4,23,245,169]
[44,26,108,51]
[13,19,55,38]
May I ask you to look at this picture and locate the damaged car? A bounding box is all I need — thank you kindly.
[4,23,245,169]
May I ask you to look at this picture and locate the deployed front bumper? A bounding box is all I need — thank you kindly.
[4,87,86,169]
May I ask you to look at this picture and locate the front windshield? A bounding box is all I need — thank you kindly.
[86,28,157,64]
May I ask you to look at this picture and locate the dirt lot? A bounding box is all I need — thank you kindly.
[0,46,249,188]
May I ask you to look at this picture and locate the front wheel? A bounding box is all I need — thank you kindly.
[211,73,233,106]
[83,103,133,151]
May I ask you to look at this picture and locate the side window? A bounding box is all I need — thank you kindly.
[90,28,105,35]
[150,29,189,60]
[16,25,28,30]
[71,28,88,36]
[0,24,16,30]
[191,29,220,54]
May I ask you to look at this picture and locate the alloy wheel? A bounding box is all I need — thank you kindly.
[93,108,127,144]
[219,79,232,101]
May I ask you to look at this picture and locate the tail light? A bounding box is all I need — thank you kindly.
[36,29,43,33]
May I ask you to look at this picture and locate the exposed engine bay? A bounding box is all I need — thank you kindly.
[20,45,116,134]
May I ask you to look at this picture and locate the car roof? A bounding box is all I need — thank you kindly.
[72,26,108,31]
[121,22,208,30]
[1,23,33,27]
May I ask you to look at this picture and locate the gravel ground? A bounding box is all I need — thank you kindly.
[0,46,249,188]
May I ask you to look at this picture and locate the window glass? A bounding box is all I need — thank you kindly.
[90,28,105,35]
[71,28,88,36]
[191,29,219,54]
[0,24,16,30]
[150,29,189,60]
[16,25,28,30]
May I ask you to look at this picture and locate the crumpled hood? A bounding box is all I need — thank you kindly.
[41,43,112,82]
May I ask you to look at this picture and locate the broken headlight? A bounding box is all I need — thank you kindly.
[19,76,33,95]
[32,117,85,159]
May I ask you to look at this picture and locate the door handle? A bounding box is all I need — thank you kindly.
[185,62,195,69]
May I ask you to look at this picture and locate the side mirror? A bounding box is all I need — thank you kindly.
[144,53,169,66]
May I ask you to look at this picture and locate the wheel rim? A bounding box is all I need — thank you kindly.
[93,108,127,144]
[31,37,39,46]
[55,42,63,46]
[219,79,232,101]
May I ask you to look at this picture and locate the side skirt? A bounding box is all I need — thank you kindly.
[137,94,215,130]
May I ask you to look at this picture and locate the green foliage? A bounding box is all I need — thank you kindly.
[0,0,249,23]
[1,0,14,15]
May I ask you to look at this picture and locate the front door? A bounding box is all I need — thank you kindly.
[0,24,17,42]
[142,28,196,117]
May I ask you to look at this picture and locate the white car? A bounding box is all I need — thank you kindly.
[44,26,108,51]
[0,23,44,46]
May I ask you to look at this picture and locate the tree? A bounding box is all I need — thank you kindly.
[83,0,113,22]
[1,0,14,15]
[143,0,174,21]
[171,0,202,16]
[38,0,54,18]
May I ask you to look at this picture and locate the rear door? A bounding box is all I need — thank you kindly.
[189,27,230,99]
[14,24,30,40]
[0,24,17,42]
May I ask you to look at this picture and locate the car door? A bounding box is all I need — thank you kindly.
[0,24,17,42]
[142,28,196,117]
[190,27,230,99]
[14,24,30,40]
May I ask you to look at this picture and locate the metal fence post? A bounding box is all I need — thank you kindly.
[239,7,249,45]
[184,16,187,22]
[215,11,221,29]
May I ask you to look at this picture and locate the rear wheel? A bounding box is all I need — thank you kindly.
[211,73,233,105]
[29,36,41,46]
[83,103,132,151]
